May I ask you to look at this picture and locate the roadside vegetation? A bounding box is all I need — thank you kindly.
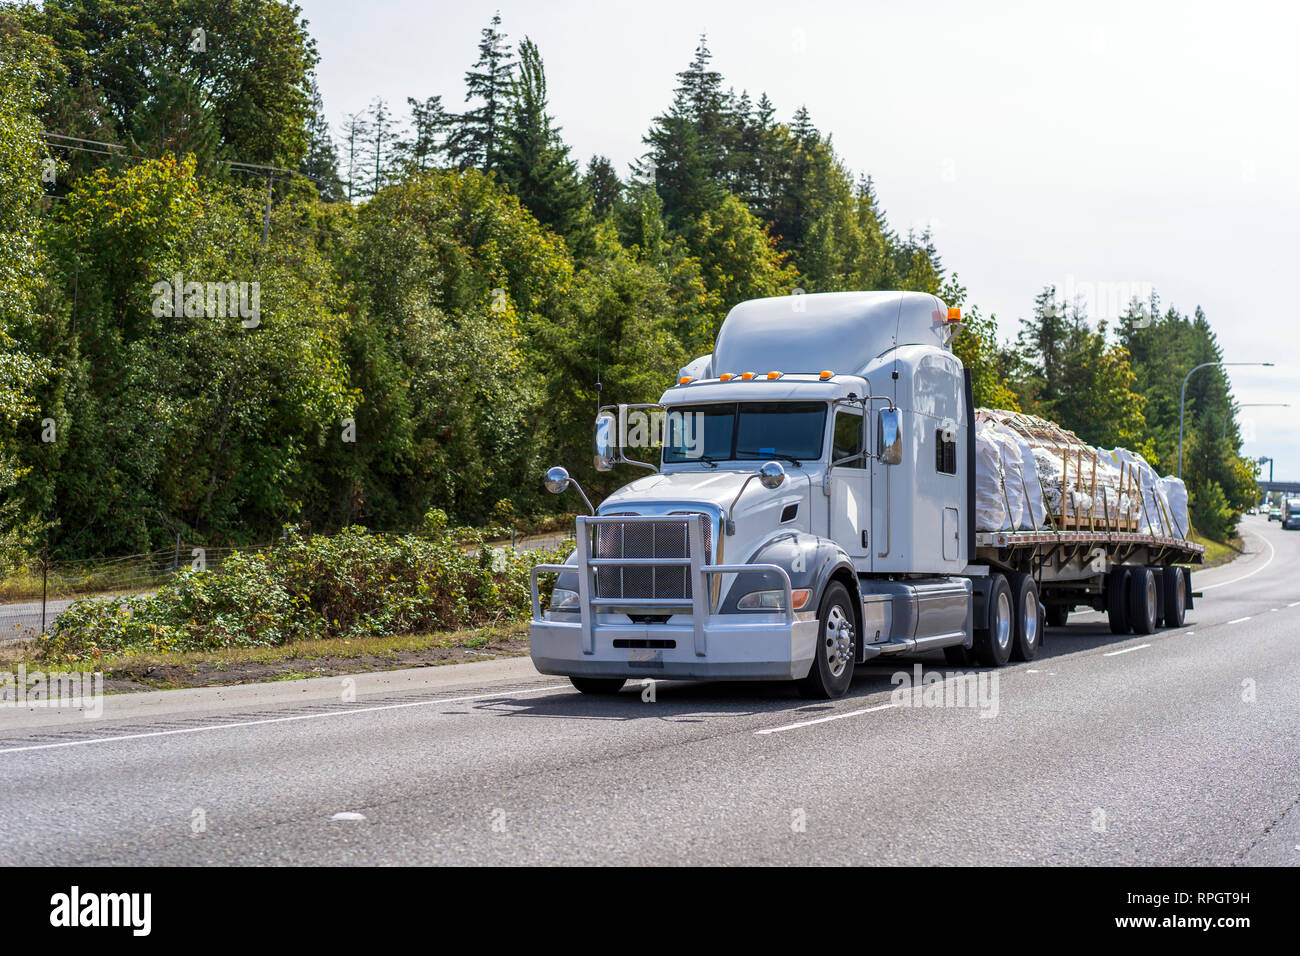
[0,3,1258,652]
[37,526,566,663]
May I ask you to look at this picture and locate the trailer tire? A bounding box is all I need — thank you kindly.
[569,677,626,695]
[1128,567,1159,634]
[797,582,856,699]
[1046,604,1069,627]
[1008,573,1042,661]
[1162,565,1187,627]
[972,573,1013,667]
[1106,567,1131,635]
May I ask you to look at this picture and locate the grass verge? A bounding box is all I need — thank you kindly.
[0,620,529,694]
[1188,530,1243,570]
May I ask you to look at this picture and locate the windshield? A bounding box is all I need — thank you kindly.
[662,402,827,464]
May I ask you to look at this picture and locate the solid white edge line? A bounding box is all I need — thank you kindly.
[755,702,895,735]
[0,683,571,756]
[1103,644,1151,657]
[1200,532,1275,591]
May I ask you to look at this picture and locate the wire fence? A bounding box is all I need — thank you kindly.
[0,528,576,644]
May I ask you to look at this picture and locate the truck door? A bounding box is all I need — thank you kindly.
[828,407,870,567]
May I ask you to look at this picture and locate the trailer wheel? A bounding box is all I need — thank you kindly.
[797,582,857,699]
[1106,567,1132,635]
[1161,565,1187,627]
[1128,567,1159,634]
[973,574,1013,667]
[569,677,626,695]
[1008,573,1042,661]
[1046,604,1069,627]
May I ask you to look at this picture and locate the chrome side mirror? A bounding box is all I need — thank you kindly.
[727,461,786,534]
[544,466,571,494]
[544,465,594,514]
[593,411,616,472]
[878,408,903,465]
[758,460,786,489]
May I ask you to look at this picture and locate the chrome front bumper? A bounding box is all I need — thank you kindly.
[528,514,817,682]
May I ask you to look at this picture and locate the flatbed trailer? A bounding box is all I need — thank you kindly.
[974,529,1203,630]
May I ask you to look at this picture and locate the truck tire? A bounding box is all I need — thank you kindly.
[1046,604,1069,627]
[1128,566,1159,634]
[1106,567,1131,635]
[972,573,1013,667]
[797,581,856,699]
[1008,573,1042,661]
[1162,564,1187,627]
[569,677,626,695]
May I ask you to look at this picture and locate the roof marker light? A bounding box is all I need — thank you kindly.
[719,373,734,381]
[679,376,692,385]
[767,371,782,380]
[819,370,834,380]
[740,372,755,380]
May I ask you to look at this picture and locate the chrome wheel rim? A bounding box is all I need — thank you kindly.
[824,605,854,678]
[996,591,1013,650]
[1023,592,1039,647]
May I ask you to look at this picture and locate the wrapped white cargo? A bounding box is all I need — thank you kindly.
[1158,475,1190,539]
[974,409,1189,540]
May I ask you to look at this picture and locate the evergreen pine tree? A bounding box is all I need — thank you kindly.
[447,13,516,172]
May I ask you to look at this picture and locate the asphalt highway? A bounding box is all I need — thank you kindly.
[0,515,1295,865]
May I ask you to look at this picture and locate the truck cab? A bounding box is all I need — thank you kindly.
[529,291,978,698]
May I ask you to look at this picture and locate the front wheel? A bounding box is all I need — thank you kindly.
[797,582,857,699]
[569,677,626,695]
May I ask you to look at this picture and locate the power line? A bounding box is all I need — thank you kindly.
[38,131,335,187]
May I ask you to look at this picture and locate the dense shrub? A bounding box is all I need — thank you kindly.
[41,526,568,661]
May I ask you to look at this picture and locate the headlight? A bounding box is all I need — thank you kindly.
[549,587,580,612]
[737,588,811,611]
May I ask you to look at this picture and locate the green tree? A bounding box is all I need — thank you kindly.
[23,0,320,170]
[446,13,515,172]
[497,38,589,247]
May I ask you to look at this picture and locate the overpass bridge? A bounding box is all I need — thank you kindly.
[1258,481,1300,496]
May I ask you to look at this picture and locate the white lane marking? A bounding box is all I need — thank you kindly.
[330,812,366,822]
[1103,644,1151,657]
[1290,602,1300,607]
[1201,533,1275,591]
[1228,616,1252,624]
[0,684,571,756]
[1186,631,1195,636]
[755,702,895,735]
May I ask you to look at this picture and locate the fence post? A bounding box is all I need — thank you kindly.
[40,544,48,637]
[172,533,181,573]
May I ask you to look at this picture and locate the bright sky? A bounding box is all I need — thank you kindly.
[301,0,1300,481]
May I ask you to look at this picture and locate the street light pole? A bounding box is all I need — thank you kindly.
[1178,361,1274,479]
[1223,403,1289,438]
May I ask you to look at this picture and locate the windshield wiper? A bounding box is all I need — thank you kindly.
[669,453,719,468]
[736,450,804,467]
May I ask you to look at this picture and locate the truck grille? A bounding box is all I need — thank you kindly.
[593,513,712,601]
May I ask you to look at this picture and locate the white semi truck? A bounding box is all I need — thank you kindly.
[529,291,1203,698]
